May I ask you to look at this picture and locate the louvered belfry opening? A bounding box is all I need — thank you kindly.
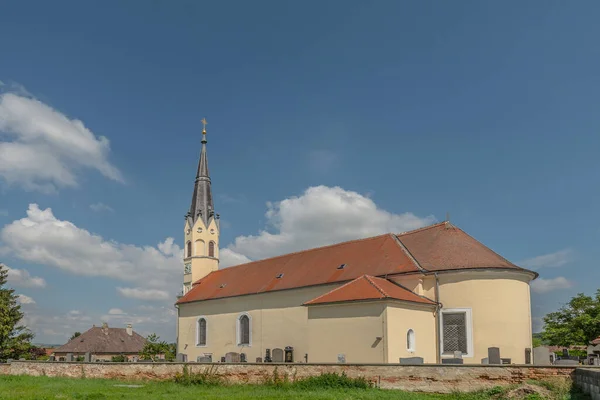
[442,312,467,354]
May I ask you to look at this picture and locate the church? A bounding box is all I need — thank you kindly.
[175,124,537,364]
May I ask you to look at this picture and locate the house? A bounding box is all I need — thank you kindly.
[588,337,600,356]
[175,124,537,364]
[53,323,146,362]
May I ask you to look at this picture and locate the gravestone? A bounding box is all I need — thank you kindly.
[549,353,556,364]
[240,353,247,363]
[66,353,73,362]
[488,347,501,365]
[501,358,511,364]
[554,359,578,366]
[272,348,284,362]
[337,354,346,364]
[83,352,91,362]
[562,348,569,358]
[255,357,262,363]
[481,358,489,364]
[220,356,226,363]
[442,358,463,364]
[525,348,532,364]
[225,352,240,363]
[48,356,55,362]
[6,359,13,363]
[264,349,272,363]
[176,353,187,362]
[399,357,424,365]
[533,347,551,365]
[197,355,212,363]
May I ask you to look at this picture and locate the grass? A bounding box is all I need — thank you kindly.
[0,375,590,400]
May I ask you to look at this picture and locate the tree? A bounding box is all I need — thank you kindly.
[0,263,34,361]
[542,290,600,346]
[69,332,81,341]
[139,333,176,362]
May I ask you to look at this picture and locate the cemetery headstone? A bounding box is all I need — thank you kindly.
[481,358,489,364]
[176,353,187,362]
[220,356,226,363]
[256,357,262,363]
[284,346,294,363]
[225,352,240,363]
[48,356,55,362]
[562,348,569,358]
[66,353,73,362]
[197,355,212,363]
[533,347,551,365]
[272,348,284,362]
[488,347,501,365]
[525,348,531,364]
[240,353,247,363]
[83,352,91,363]
[442,358,463,364]
[264,349,272,363]
[6,359,13,363]
[501,358,511,364]
[399,357,424,365]
[337,354,346,364]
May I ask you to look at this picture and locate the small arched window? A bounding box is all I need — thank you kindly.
[407,329,415,352]
[238,314,250,346]
[208,241,215,257]
[186,241,192,258]
[197,317,207,346]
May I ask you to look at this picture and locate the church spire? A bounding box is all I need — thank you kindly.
[188,118,214,228]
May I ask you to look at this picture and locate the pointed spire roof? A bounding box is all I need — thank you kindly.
[188,120,214,228]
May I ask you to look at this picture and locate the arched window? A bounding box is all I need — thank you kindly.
[195,240,205,256]
[237,314,251,346]
[208,241,215,257]
[197,317,207,346]
[186,241,192,258]
[407,329,415,352]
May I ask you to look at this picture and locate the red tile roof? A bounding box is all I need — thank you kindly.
[398,222,523,272]
[304,275,436,306]
[177,234,421,304]
[177,222,532,305]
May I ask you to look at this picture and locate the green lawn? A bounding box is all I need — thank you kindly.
[0,375,588,400]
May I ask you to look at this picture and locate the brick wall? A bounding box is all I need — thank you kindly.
[576,368,600,400]
[0,361,580,393]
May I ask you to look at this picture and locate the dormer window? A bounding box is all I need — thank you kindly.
[337,264,346,270]
[276,273,284,279]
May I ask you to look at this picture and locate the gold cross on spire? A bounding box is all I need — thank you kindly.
[201,118,208,134]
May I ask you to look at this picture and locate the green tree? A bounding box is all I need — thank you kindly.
[69,332,81,341]
[139,333,176,362]
[0,263,34,361]
[542,290,600,346]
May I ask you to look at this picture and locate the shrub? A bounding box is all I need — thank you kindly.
[111,354,126,362]
[293,372,373,390]
[173,364,224,386]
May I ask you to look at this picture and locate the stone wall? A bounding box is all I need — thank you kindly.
[0,361,580,393]
[576,368,600,400]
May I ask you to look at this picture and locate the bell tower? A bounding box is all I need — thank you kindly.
[182,118,219,294]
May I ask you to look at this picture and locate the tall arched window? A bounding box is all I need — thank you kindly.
[186,241,192,258]
[197,317,207,346]
[208,241,215,257]
[195,240,205,256]
[407,329,415,352]
[237,314,250,346]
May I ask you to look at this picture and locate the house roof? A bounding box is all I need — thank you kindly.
[53,325,146,354]
[591,337,600,345]
[398,222,523,272]
[177,221,533,305]
[304,275,436,306]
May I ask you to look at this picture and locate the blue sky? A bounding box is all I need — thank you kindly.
[0,1,599,343]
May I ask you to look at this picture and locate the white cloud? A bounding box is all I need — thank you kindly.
[3,264,47,288]
[17,294,36,304]
[221,185,436,267]
[531,277,574,294]
[108,308,125,315]
[0,91,123,192]
[1,204,182,301]
[117,287,170,301]
[520,249,573,270]
[89,202,114,213]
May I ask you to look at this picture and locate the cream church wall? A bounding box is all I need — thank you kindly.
[437,270,534,364]
[177,284,342,362]
[385,302,437,364]
[307,302,386,363]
